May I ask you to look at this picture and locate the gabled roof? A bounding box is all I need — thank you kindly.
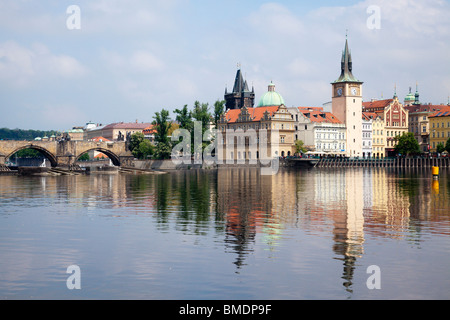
[223,106,280,123]
[362,99,393,110]
[362,112,379,120]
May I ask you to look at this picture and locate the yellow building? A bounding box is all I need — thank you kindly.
[429,107,450,152]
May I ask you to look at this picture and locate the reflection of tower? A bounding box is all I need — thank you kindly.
[329,169,365,293]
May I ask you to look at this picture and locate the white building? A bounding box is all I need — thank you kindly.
[362,113,373,158]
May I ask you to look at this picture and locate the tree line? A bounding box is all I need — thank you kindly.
[128,100,225,160]
[0,128,60,141]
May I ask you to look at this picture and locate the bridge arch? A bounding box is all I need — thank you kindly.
[6,145,58,167]
[75,148,121,166]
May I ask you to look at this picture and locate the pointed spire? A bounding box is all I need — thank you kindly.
[393,83,397,98]
[414,81,420,105]
[334,33,361,83]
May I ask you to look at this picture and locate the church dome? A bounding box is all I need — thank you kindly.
[404,87,415,102]
[257,82,285,107]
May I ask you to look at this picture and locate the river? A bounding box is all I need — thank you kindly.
[0,167,449,299]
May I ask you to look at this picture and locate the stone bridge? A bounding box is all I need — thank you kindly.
[0,140,134,168]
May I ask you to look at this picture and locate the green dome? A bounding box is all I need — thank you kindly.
[257,82,285,107]
[404,93,415,101]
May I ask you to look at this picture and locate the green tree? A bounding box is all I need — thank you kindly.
[445,137,450,153]
[394,132,420,156]
[129,132,145,153]
[134,140,155,159]
[173,105,193,131]
[294,140,307,154]
[213,99,225,128]
[192,101,211,134]
[436,142,445,154]
[78,153,90,161]
[152,109,172,159]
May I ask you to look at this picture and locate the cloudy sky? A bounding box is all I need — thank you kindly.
[1,0,449,131]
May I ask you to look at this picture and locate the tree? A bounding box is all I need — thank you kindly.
[129,132,145,152]
[445,137,450,153]
[192,101,211,134]
[134,140,154,159]
[152,109,172,159]
[213,99,225,128]
[294,140,307,154]
[436,142,445,154]
[394,132,420,156]
[173,105,193,131]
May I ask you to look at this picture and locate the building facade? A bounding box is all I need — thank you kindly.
[362,112,374,158]
[85,122,152,141]
[218,83,295,162]
[429,107,450,152]
[405,104,447,153]
[363,95,409,157]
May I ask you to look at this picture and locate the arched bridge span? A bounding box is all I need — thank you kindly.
[0,140,133,168]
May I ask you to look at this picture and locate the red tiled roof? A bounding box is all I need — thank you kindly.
[224,106,280,123]
[405,104,448,114]
[143,125,156,134]
[297,107,342,124]
[92,136,110,142]
[428,106,450,118]
[362,99,393,110]
[362,112,379,120]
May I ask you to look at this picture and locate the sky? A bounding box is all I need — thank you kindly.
[0,0,449,131]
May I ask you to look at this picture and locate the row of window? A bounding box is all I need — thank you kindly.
[432,131,450,138]
[432,122,450,128]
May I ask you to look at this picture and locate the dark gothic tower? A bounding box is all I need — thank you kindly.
[224,68,255,110]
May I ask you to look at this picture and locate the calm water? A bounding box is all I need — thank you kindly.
[0,167,449,300]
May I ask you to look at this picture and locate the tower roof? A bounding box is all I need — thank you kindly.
[333,37,362,84]
[231,68,250,93]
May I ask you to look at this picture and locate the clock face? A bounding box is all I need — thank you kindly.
[351,88,357,95]
[337,88,342,96]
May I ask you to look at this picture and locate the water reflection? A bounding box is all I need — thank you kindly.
[1,167,449,298]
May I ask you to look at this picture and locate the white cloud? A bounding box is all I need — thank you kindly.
[0,41,88,87]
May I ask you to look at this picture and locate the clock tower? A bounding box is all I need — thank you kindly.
[331,36,363,157]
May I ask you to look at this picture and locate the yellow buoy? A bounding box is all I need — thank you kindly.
[432,166,439,177]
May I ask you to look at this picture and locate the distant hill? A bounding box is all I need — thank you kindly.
[0,128,60,141]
